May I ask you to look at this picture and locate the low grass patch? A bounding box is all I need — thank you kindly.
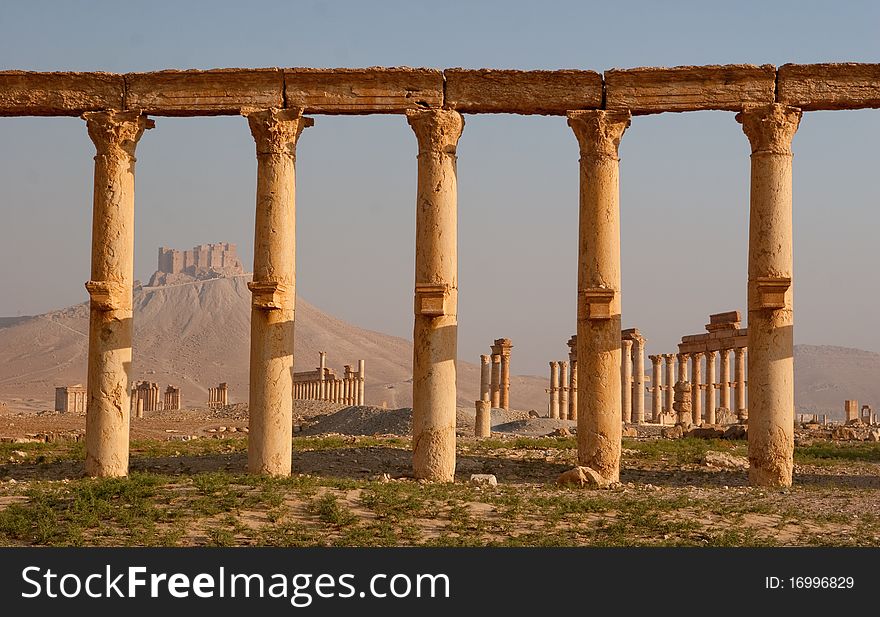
[795,442,880,464]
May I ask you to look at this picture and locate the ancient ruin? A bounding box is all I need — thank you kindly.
[6,62,877,487]
[293,352,366,405]
[130,381,181,417]
[207,383,228,409]
[148,243,244,286]
[54,384,86,413]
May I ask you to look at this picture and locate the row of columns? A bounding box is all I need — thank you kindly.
[81,102,798,487]
[294,371,364,405]
[207,382,229,408]
[546,336,579,420]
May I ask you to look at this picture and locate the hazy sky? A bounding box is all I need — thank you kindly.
[1,0,878,376]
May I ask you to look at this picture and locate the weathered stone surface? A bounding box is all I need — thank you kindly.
[661,425,684,439]
[622,426,638,438]
[723,424,748,440]
[686,426,725,440]
[605,64,775,114]
[557,466,610,489]
[0,71,124,116]
[469,474,497,487]
[285,67,442,114]
[444,69,602,114]
[702,451,749,470]
[778,63,880,110]
[832,427,859,441]
[715,407,738,425]
[125,69,283,116]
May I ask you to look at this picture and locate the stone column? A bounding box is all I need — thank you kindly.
[496,338,513,410]
[474,399,491,438]
[649,355,662,422]
[664,354,675,416]
[737,104,801,487]
[705,350,717,425]
[719,348,731,411]
[479,354,491,402]
[569,110,630,484]
[358,359,366,406]
[319,351,327,400]
[558,361,569,421]
[691,352,703,426]
[677,353,689,384]
[490,353,501,408]
[632,335,645,424]
[621,338,633,423]
[549,361,560,419]
[734,347,747,419]
[244,108,311,476]
[408,109,463,482]
[567,335,578,421]
[82,110,153,478]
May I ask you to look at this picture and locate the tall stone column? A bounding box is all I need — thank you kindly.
[490,352,501,408]
[677,353,689,383]
[408,109,463,482]
[734,347,747,419]
[496,338,513,410]
[244,108,311,476]
[479,354,491,402]
[719,348,731,411]
[632,335,645,424]
[737,103,801,487]
[567,335,578,421]
[558,361,569,420]
[621,338,633,423]
[569,110,630,483]
[691,352,703,426]
[549,361,560,419]
[705,350,717,425]
[319,351,327,400]
[649,355,662,422]
[82,111,153,478]
[358,359,366,406]
[664,354,675,416]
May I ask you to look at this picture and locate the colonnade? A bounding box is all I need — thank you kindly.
[73,82,800,487]
[207,382,229,409]
[293,353,366,406]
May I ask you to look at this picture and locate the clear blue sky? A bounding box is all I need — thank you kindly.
[1,0,878,376]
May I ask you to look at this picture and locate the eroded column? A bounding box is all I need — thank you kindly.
[245,108,311,476]
[734,347,747,419]
[632,335,645,424]
[490,353,501,408]
[567,335,578,421]
[705,350,717,425]
[358,359,366,406]
[479,354,491,402]
[559,361,569,421]
[649,355,662,422]
[497,338,513,410]
[549,361,560,419]
[83,110,153,477]
[737,104,800,487]
[621,338,633,423]
[691,352,703,426]
[719,348,731,411]
[408,110,463,482]
[664,354,675,416]
[569,110,630,483]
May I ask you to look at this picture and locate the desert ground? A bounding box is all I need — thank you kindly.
[1,402,877,547]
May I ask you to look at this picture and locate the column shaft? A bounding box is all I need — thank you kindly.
[549,361,560,419]
[490,355,501,408]
[408,110,463,482]
[664,355,675,416]
[691,353,703,426]
[559,361,569,421]
[735,347,747,417]
[719,349,731,410]
[479,355,491,402]
[705,351,717,425]
[649,355,662,422]
[358,359,366,406]
[500,353,511,410]
[621,339,633,423]
[632,337,645,424]
[569,110,630,483]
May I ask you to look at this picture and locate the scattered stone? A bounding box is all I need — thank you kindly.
[702,451,749,470]
[549,426,571,437]
[528,410,541,418]
[723,424,748,440]
[622,426,638,438]
[867,430,880,443]
[714,407,738,425]
[687,426,725,440]
[556,466,610,489]
[832,427,858,441]
[661,425,683,439]
[469,474,498,487]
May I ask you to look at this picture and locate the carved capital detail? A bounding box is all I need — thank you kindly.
[567,110,631,160]
[83,111,153,159]
[406,109,464,154]
[736,104,802,156]
[243,107,313,156]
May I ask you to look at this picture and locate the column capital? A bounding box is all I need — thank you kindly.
[690,351,704,360]
[648,354,663,363]
[480,354,491,364]
[736,104,802,156]
[567,110,631,160]
[243,107,313,156]
[406,109,464,154]
[621,338,633,350]
[83,110,154,159]
[734,347,747,357]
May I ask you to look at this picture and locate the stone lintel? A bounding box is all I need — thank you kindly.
[621,328,644,341]
[444,68,602,114]
[605,64,776,114]
[285,67,443,114]
[0,71,124,116]
[679,336,749,354]
[126,68,283,116]
[778,63,880,110]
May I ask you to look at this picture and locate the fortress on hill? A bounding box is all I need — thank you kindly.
[148,243,244,286]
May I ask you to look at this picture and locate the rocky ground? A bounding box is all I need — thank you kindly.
[0,404,878,547]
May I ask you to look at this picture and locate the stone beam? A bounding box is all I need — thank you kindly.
[125,69,283,116]
[285,67,443,114]
[777,63,880,110]
[0,71,124,116]
[605,64,775,114]
[444,69,602,114]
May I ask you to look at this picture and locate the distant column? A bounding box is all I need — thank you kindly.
[479,355,491,403]
[496,338,513,410]
[719,348,731,411]
[691,352,703,426]
[705,350,717,425]
[677,353,689,384]
[358,359,366,406]
[621,338,633,423]
[567,335,578,421]
[319,351,327,400]
[549,361,560,419]
[558,361,569,421]
[734,347,747,419]
[82,111,153,477]
[632,335,645,424]
[664,354,675,416]
[649,355,662,422]
[244,108,311,477]
[490,352,501,408]
[474,399,491,438]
